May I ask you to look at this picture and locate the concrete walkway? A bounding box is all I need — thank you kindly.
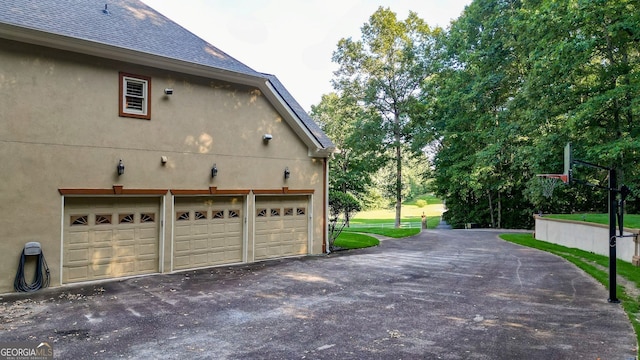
[1,230,636,359]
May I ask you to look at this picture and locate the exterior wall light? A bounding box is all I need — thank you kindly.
[164,88,173,95]
[211,164,218,178]
[117,159,125,176]
[284,167,290,179]
[263,134,273,142]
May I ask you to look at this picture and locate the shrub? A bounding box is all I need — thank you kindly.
[416,199,427,208]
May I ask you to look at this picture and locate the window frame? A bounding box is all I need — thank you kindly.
[119,72,151,120]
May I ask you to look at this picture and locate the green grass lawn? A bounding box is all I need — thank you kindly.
[500,233,640,356]
[333,232,380,249]
[342,227,421,238]
[349,193,444,230]
[404,194,443,206]
[545,213,640,229]
[334,194,444,249]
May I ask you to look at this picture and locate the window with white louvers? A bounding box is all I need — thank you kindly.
[119,72,151,119]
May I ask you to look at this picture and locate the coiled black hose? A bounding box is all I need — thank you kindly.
[14,249,50,292]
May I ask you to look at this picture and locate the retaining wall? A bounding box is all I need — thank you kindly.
[534,215,640,265]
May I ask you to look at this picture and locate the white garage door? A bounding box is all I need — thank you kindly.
[63,197,160,284]
[255,196,309,260]
[173,196,244,270]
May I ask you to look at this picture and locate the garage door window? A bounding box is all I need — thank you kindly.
[177,211,190,221]
[229,210,240,218]
[141,213,155,223]
[195,211,207,220]
[284,208,293,216]
[270,208,280,217]
[70,215,88,226]
[119,214,135,223]
[257,209,267,217]
[96,215,112,224]
[297,208,306,215]
[213,210,224,219]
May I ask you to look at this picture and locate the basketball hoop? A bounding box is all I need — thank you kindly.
[537,174,568,198]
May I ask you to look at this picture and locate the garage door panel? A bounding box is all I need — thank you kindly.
[136,226,158,239]
[93,246,114,260]
[193,223,208,235]
[174,256,190,268]
[66,267,89,282]
[63,197,160,284]
[137,259,157,272]
[94,230,114,243]
[192,253,209,265]
[208,223,226,233]
[66,248,89,263]
[174,240,191,252]
[66,232,89,245]
[138,243,156,256]
[175,225,191,237]
[115,245,135,257]
[173,196,244,271]
[193,238,208,250]
[255,196,308,260]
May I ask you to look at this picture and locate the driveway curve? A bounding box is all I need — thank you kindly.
[1,230,636,359]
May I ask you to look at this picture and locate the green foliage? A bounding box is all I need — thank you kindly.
[328,191,362,251]
[319,1,639,229]
[332,7,441,228]
[423,0,640,228]
[328,190,362,219]
[415,199,427,208]
[311,92,386,201]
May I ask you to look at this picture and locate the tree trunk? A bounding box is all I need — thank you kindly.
[497,192,502,229]
[487,190,495,228]
[395,113,402,228]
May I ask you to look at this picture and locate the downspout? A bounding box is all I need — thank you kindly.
[323,157,328,253]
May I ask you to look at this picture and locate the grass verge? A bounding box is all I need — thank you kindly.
[334,232,380,249]
[343,227,421,238]
[544,213,640,229]
[335,224,424,250]
[500,233,640,355]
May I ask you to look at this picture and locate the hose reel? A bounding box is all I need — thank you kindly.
[14,242,50,292]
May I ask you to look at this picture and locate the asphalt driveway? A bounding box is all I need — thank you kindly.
[1,230,637,359]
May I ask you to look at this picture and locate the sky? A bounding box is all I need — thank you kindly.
[141,0,472,111]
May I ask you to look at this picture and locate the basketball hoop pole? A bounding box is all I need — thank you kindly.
[573,158,623,303]
[608,168,618,303]
[566,143,632,303]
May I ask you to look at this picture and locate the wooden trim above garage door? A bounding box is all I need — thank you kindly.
[171,187,251,196]
[59,186,168,195]
[253,187,314,195]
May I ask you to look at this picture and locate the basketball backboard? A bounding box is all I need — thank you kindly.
[564,142,572,184]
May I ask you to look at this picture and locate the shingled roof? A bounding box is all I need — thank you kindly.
[0,0,334,151]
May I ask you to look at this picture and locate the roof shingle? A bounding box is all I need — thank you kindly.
[0,0,261,76]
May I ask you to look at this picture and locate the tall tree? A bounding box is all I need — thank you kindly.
[425,0,531,228]
[427,0,640,228]
[310,92,386,223]
[332,7,439,227]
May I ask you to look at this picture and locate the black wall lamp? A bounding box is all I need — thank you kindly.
[284,167,290,179]
[117,159,125,176]
[211,164,218,178]
[164,88,173,95]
